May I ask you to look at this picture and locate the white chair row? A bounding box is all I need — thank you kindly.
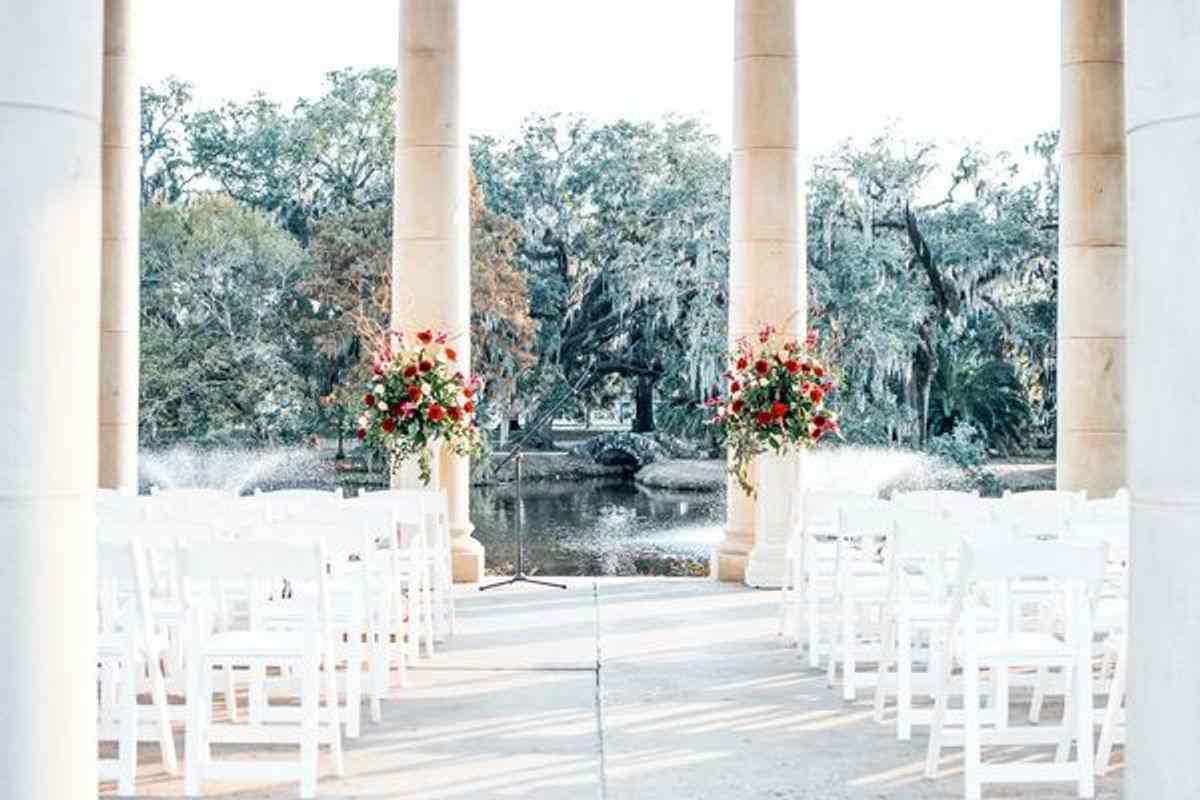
[779,487,1130,799]
[95,485,459,798]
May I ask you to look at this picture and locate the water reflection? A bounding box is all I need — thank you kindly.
[471,479,723,577]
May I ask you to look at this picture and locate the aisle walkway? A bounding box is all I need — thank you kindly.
[111,579,1123,799]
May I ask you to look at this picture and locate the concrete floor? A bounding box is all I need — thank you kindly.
[106,578,1123,799]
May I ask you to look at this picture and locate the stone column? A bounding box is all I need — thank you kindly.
[0,2,101,795]
[393,0,483,582]
[718,0,805,586]
[1126,3,1200,795]
[100,0,140,492]
[1057,0,1126,497]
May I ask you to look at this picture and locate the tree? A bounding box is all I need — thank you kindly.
[303,175,535,446]
[140,196,312,446]
[141,77,197,204]
[809,130,1058,449]
[186,68,396,242]
[471,114,730,435]
[303,205,393,455]
[468,177,537,433]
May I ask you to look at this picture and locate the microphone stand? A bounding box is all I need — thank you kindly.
[480,451,566,591]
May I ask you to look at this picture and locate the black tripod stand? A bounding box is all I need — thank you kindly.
[480,452,566,591]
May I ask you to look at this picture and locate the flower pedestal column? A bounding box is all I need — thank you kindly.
[744,450,803,588]
[390,442,441,491]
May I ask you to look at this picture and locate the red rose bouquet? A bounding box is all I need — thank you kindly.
[709,326,840,495]
[354,329,482,484]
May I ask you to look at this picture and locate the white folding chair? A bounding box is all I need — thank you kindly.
[828,500,894,700]
[97,539,178,794]
[251,515,381,738]
[873,508,965,740]
[360,489,453,642]
[99,518,219,714]
[352,491,439,662]
[179,538,343,799]
[925,539,1108,800]
[1066,492,1129,771]
[781,490,873,667]
[254,487,345,521]
[893,489,980,510]
[1002,489,1086,536]
[153,486,265,540]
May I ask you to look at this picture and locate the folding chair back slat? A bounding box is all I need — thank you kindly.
[962,540,1108,586]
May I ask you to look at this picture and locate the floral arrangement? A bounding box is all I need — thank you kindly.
[354,329,482,484]
[708,326,840,495]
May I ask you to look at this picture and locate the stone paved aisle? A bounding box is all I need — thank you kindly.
[107,578,1122,799]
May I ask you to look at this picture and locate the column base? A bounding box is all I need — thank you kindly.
[451,533,485,583]
[744,545,787,589]
[713,549,748,582]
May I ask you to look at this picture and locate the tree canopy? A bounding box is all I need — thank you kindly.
[138,69,1060,458]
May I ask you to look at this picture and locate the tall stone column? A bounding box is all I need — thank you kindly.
[100,0,140,492]
[393,0,483,582]
[1057,0,1126,497]
[1126,3,1200,795]
[718,0,805,586]
[0,1,101,795]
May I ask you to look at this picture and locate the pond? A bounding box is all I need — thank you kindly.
[139,444,969,578]
[471,479,723,577]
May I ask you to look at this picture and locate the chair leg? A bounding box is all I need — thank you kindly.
[805,580,821,668]
[1074,652,1097,797]
[873,615,894,723]
[897,614,913,740]
[1096,639,1127,776]
[432,563,448,643]
[406,577,421,661]
[825,598,839,688]
[299,654,320,799]
[223,662,239,722]
[360,622,378,725]
[394,601,409,689]
[422,564,435,657]
[995,663,1009,732]
[445,561,456,637]
[183,659,206,797]
[370,628,389,716]
[1056,664,1077,763]
[963,651,982,800]
[925,641,949,779]
[841,594,857,701]
[345,631,364,737]
[1029,603,1054,723]
[778,557,793,639]
[324,643,345,778]
[149,656,178,775]
[118,657,139,796]
[248,660,266,726]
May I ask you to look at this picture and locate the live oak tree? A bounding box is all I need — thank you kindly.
[472,114,730,436]
[138,70,1060,456]
[808,130,1057,449]
[140,197,312,445]
[303,175,536,450]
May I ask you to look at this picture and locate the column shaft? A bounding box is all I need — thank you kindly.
[719,0,805,586]
[1126,2,1200,795]
[393,0,483,582]
[0,1,102,794]
[1057,0,1126,496]
[100,0,140,491]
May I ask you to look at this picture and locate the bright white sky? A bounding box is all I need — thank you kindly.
[138,0,1059,158]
